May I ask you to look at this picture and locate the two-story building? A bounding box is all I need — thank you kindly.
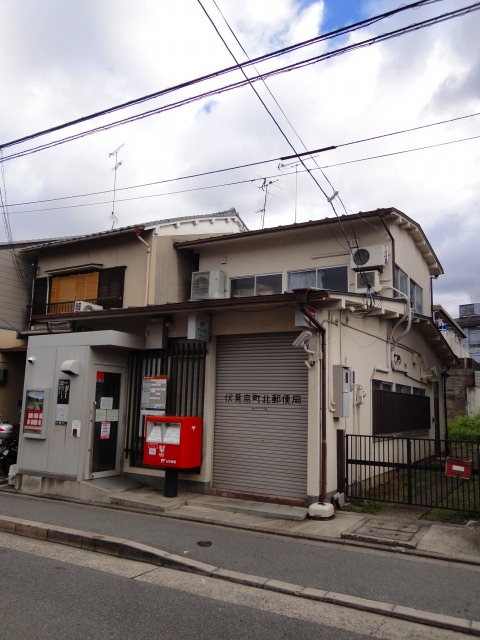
[14,207,457,508]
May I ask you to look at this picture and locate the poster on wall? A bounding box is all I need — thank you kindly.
[23,389,50,438]
[141,375,167,410]
[55,379,70,426]
[100,422,111,440]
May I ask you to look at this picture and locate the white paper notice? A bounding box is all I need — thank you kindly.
[100,397,114,410]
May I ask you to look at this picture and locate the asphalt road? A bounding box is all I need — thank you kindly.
[1,492,479,622]
[1,532,460,640]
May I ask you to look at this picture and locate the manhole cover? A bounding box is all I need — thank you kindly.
[342,518,429,548]
[197,540,212,547]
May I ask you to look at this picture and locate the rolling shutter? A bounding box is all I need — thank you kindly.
[213,333,308,500]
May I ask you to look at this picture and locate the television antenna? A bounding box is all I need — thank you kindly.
[256,177,278,229]
[109,144,124,229]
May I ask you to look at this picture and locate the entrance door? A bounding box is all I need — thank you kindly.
[90,366,125,478]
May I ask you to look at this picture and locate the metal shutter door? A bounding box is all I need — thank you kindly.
[213,333,308,500]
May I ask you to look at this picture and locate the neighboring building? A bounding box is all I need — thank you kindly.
[0,242,36,425]
[456,303,480,364]
[432,305,480,421]
[14,207,457,507]
[432,305,469,361]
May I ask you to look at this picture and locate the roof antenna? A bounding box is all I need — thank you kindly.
[256,177,277,229]
[109,144,124,229]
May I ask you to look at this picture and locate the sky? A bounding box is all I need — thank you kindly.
[0,0,479,318]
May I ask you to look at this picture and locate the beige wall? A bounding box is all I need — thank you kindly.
[0,329,27,425]
[0,248,33,332]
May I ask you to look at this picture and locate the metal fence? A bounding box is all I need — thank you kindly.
[346,435,480,513]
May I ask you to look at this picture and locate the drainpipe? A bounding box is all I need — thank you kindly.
[379,213,395,286]
[295,293,328,504]
[442,368,451,455]
[134,227,151,306]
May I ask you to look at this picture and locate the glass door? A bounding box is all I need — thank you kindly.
[90,367,125,478]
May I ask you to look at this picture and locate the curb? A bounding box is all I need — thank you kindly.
[0,514,479,636]
[2,485,480,569]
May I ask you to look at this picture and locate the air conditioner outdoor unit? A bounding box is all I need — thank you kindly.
[74,301,103,312]
[355,270,381,293]
[190,270,225,301]
[350,245,387,270]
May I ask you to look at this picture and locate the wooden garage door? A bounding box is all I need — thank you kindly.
[213,333,308,500]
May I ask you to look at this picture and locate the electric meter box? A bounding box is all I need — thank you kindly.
[333,365,354,418]
[143,415,203,469]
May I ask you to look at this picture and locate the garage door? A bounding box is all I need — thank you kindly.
[213,333,308,500]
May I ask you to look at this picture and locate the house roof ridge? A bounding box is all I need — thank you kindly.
[19,208,247,251]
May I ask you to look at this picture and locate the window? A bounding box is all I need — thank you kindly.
[396,384,411,394]
[409,279,423,314]
[372,382,430,436]
[395,266,408,297]
[50,272,99,312]
[372,379,393,392]
[412,387,426,396]
[230,273,282,298]
[31,266,126,316]
[288,266,348,292]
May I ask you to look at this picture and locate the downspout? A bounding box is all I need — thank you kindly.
[379,212,395,287]
[296,294,327,504]
[442,368,450,455]
[134,227,151,306]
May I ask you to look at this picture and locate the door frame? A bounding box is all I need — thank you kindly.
[87,364,127,479]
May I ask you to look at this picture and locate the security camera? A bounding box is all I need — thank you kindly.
[27,356,36,364]
[292,331,312,348]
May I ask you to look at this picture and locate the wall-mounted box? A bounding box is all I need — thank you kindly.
[333,365,353,419]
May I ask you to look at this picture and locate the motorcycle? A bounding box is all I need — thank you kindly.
[0,419,19,477]
[0,436,18,476]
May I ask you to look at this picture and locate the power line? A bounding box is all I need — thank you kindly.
[2,2,478,164]
[0,0,445,153]
[13,129,480,217]
[6,110,479,211]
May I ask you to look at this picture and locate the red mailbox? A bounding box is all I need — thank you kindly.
[143,415,203,469]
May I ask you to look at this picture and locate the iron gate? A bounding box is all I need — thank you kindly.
[126,340,206,467]
[346,435,480,513]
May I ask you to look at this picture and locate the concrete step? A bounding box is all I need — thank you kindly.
[186,495,308,521]
[108,486,194,513]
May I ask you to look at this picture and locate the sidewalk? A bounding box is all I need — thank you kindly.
[2,476,479,564]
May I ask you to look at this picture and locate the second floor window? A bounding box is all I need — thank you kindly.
[410,279,423,314]
[395,266,408,297]
[230,273,282,298]
[31,266,126,315]
[288,266,348,292]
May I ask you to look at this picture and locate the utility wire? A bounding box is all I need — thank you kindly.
[6,111,480,211]
[0,0,446,153]
[7,127,480,217]
[0,151,31,293]
[2,2,478,164]
[196,0,332,220]
[210,0,348,215]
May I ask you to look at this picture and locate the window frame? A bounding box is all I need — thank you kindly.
[409,279,423,314]
[230,272,283,298]
[288,265,348,292]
